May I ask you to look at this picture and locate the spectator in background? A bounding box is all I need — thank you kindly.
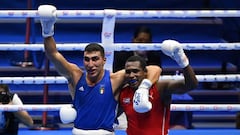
[0,84,34,135]
[113,26,161,72]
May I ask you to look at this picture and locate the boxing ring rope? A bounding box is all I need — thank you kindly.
[1,10,240,18]
[0,104,240,112]
[0,104,71,111]
[0,43,240,51]
[0,74,239,84]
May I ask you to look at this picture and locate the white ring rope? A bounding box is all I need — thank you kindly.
[0,76,68,84]
[0,74,239,84]
[170,104,240,112]
[0,10,240,18]
[0,104,239,112]
[0,104,71,111]
[0,43,240,51]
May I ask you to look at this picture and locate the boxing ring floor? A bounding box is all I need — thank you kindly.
[18,128,240,135]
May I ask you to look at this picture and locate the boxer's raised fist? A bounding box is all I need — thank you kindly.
[38,5,57,38]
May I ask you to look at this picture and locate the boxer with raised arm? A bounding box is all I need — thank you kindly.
[119,40,198,135]
[38,5,161,135]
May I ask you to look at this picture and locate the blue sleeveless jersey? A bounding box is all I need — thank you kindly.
[73,70,117,131]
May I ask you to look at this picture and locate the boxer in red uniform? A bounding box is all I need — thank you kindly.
[119,40,198,135]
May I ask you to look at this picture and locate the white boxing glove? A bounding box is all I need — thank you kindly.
[59,106,77,124]
[133,79,152,113]
[161,39,189,68]
[38,5,57,38]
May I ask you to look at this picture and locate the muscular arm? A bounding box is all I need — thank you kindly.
[159,39,198,95]
[146,65,161,84]
[159,65,198,95]
[11,94,34,127]
[112,65,161,91]
[14,111,34,127]
[112,65,161,101]
[44,37,82,83]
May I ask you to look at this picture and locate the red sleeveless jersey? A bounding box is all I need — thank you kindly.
[119,84,170,135]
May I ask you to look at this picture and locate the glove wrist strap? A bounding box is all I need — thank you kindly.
[139,79,152,90]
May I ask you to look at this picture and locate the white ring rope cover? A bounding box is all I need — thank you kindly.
[0,104,72,111]
[0,104,239,112]
[0,74,239,84]
[0,10,240,18]
[0,43,240,51]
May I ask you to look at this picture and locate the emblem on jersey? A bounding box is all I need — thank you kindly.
[123,98,130,104]
[78,86,84,91]
[99,85,105,94]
